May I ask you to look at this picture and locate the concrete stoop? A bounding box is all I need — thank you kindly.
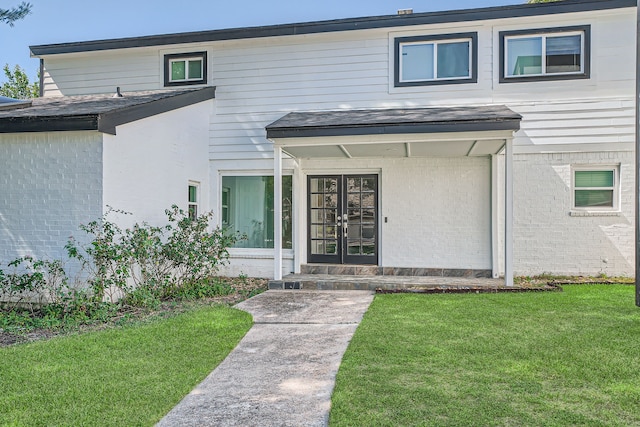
[269,274,511,292]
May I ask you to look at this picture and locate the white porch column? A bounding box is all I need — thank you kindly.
[505,137,514,287]
[293,160,303,274]
[491,154,500,279]
[274,146,283,280]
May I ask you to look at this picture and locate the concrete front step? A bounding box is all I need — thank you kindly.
[301,264,492,278]
[269,274,509,291]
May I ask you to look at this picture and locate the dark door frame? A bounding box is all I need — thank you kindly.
[307,174,379,265]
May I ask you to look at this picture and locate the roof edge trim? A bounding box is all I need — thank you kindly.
[266,119,522,139]
[97,86,215,134]
[30,0,635,56]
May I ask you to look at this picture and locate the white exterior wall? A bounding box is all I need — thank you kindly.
[300,156,492,270]
[102,101,212,228]
[0,131,103,263]
[36,5,636,277]
[512,150,635,277]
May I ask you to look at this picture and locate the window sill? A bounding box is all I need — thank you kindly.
[569,211,621,217]
[228,248,294,259]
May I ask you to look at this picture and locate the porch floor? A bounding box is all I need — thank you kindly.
[269,274,519,292]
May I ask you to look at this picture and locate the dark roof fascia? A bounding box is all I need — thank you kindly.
[30,0,635,56]
[266,119,522,139]
[98,85,216,134]
[0,115,98,133]
[0,86,216,134]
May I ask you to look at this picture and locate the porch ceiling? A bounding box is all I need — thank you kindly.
[266,105,520,159]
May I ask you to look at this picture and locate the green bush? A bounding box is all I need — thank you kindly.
[1,206,244,331]
[66,205,242,304]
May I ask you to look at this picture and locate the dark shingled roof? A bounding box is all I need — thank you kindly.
[0,86,215,134]
[266,105,522,139]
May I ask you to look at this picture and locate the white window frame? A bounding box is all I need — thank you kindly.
[221,186,231,226]
[164,52,207,87]
[500,26,590,83]
[169,57,203,83]
[394,32,477,87]
[571,166,620,212]
[188,181,199,220]
[219,173,294,250]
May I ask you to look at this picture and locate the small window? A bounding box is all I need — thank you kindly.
[394,33,477,87]
[221,187,230,226]
[500,26,590,83]
[188,183,199,220]
[164,52,207,86]
[573,167,618,211]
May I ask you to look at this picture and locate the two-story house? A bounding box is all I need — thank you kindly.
[0,0,636,285]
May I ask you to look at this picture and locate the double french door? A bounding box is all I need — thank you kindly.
[308,174,378,265]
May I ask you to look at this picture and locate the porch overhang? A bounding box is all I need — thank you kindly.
[266,105,521,159]
[267,105,520,287]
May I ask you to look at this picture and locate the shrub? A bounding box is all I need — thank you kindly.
[1,206,243,331]
[0,257,69,312]
[66,205,241,303]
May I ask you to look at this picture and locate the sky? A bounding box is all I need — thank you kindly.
[0,0,525,84]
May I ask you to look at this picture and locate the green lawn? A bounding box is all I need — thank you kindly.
[330,285,640,427]
[0,306,252,427]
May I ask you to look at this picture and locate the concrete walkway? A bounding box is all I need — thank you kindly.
[156,290,374,427]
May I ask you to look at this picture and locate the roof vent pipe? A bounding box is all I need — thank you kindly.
[397,8,413,15]
[112,87,124,98]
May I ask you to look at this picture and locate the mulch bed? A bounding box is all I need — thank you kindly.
[0,277,268,348]
[376,284,562,294]
[376,276,635,294]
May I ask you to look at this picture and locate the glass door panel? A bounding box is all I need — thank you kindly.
[308,175,378,265]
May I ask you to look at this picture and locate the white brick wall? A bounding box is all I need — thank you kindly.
[0,131,103,264]
[512,150,634,277]
[380,157,491,270]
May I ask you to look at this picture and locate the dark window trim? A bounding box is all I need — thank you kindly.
[499,25,591,84]
[394,32,478,87]
[164,51,208,87]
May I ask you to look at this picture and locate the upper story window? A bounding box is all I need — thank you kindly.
[164,52,207,87]
[394,33,477,87]
[500,26,590,83]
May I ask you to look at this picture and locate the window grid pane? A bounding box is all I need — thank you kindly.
[507,37,542,76]
[546,35,581,74]
[188,60,203,79]
[401,43,434,81]
[399,37,473,83]
[575,170,614,188]
[437,41,470,78]
[575,190,614,208]
[171,61,186,81]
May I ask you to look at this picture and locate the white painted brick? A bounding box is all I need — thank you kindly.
[0,131,103,264]
[510,150,634,277]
